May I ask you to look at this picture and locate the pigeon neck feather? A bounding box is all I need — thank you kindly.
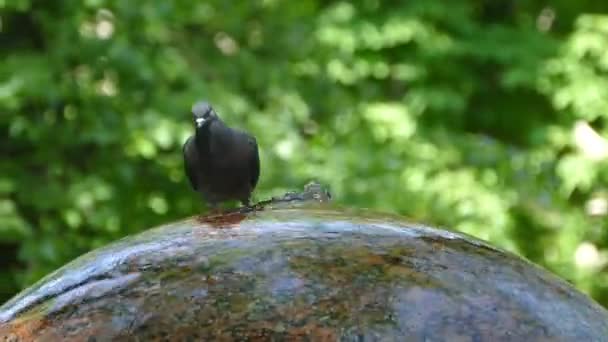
[194,119,233,155]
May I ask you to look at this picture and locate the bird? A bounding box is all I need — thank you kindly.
[182,101,260,212]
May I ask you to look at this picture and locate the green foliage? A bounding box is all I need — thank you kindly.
[2,1,608,306]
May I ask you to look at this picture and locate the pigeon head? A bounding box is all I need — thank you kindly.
[191,101,218,128]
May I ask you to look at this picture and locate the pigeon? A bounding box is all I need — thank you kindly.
[182,101,260,211]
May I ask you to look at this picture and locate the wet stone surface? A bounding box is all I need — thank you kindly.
[1,184,607,341]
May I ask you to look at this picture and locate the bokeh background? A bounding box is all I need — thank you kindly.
[2,1,608,307]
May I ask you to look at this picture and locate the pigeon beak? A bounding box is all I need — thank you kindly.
[195,117,206,127]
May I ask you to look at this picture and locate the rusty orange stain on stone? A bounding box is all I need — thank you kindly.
[196,211,249,228]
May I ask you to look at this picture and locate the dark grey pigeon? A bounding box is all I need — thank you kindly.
[182,101,260,210]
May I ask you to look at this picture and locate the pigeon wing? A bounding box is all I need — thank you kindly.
[249,136,260,189]
[182,135,200,191]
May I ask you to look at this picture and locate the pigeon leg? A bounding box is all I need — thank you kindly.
[240,197,251,208]
[207,201,222,216]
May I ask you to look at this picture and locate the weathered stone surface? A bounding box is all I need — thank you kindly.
[1,199,607,340]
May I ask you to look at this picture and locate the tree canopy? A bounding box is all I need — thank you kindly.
[2,0,608,307]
